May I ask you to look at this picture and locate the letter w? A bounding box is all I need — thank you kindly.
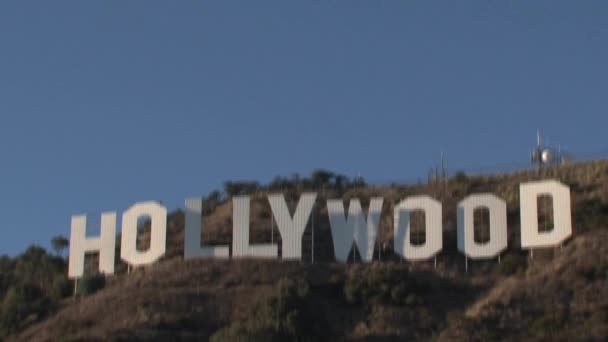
[327,198,383,263]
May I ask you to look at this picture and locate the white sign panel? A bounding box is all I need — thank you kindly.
[120,201,168,266]
[457,194,507,259]
[68,212,116,279]
[268,193,317,260]
[520,180,572,249]
[232,196,278,258]
[67,179,573,277]
[327,198,383,262]
[393,196,442,261]
[184,198,230,259]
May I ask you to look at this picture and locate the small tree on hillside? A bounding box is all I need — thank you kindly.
[51,236,69,258]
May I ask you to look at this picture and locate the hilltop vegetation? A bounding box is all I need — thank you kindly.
[1,160,608,341]
[0,246,67,338]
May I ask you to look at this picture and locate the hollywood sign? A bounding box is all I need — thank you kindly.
[68,180,571,278]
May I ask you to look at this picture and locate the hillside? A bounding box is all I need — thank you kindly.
[4,160,608,341]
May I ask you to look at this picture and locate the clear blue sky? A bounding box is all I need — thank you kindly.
[1,1,606,255]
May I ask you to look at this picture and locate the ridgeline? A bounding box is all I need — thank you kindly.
[2,161,608,341]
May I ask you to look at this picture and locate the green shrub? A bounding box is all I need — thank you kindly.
[574,198,608,232]
[496,253,527,276]
[0,245,68,339]
[58,338,88,342]
[76,273,105,296]
[0,284,51,336]
[530,311,565,336]
[344,280,359,304]
[452,171,468,183]
[343,264,428,306]
[0,286,27,335]
[210,277,327,342]
[201,191,222,215]
[576,263,608,282]
[51,275,72,301]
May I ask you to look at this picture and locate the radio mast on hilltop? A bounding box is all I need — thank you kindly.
[530,130,572,169]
